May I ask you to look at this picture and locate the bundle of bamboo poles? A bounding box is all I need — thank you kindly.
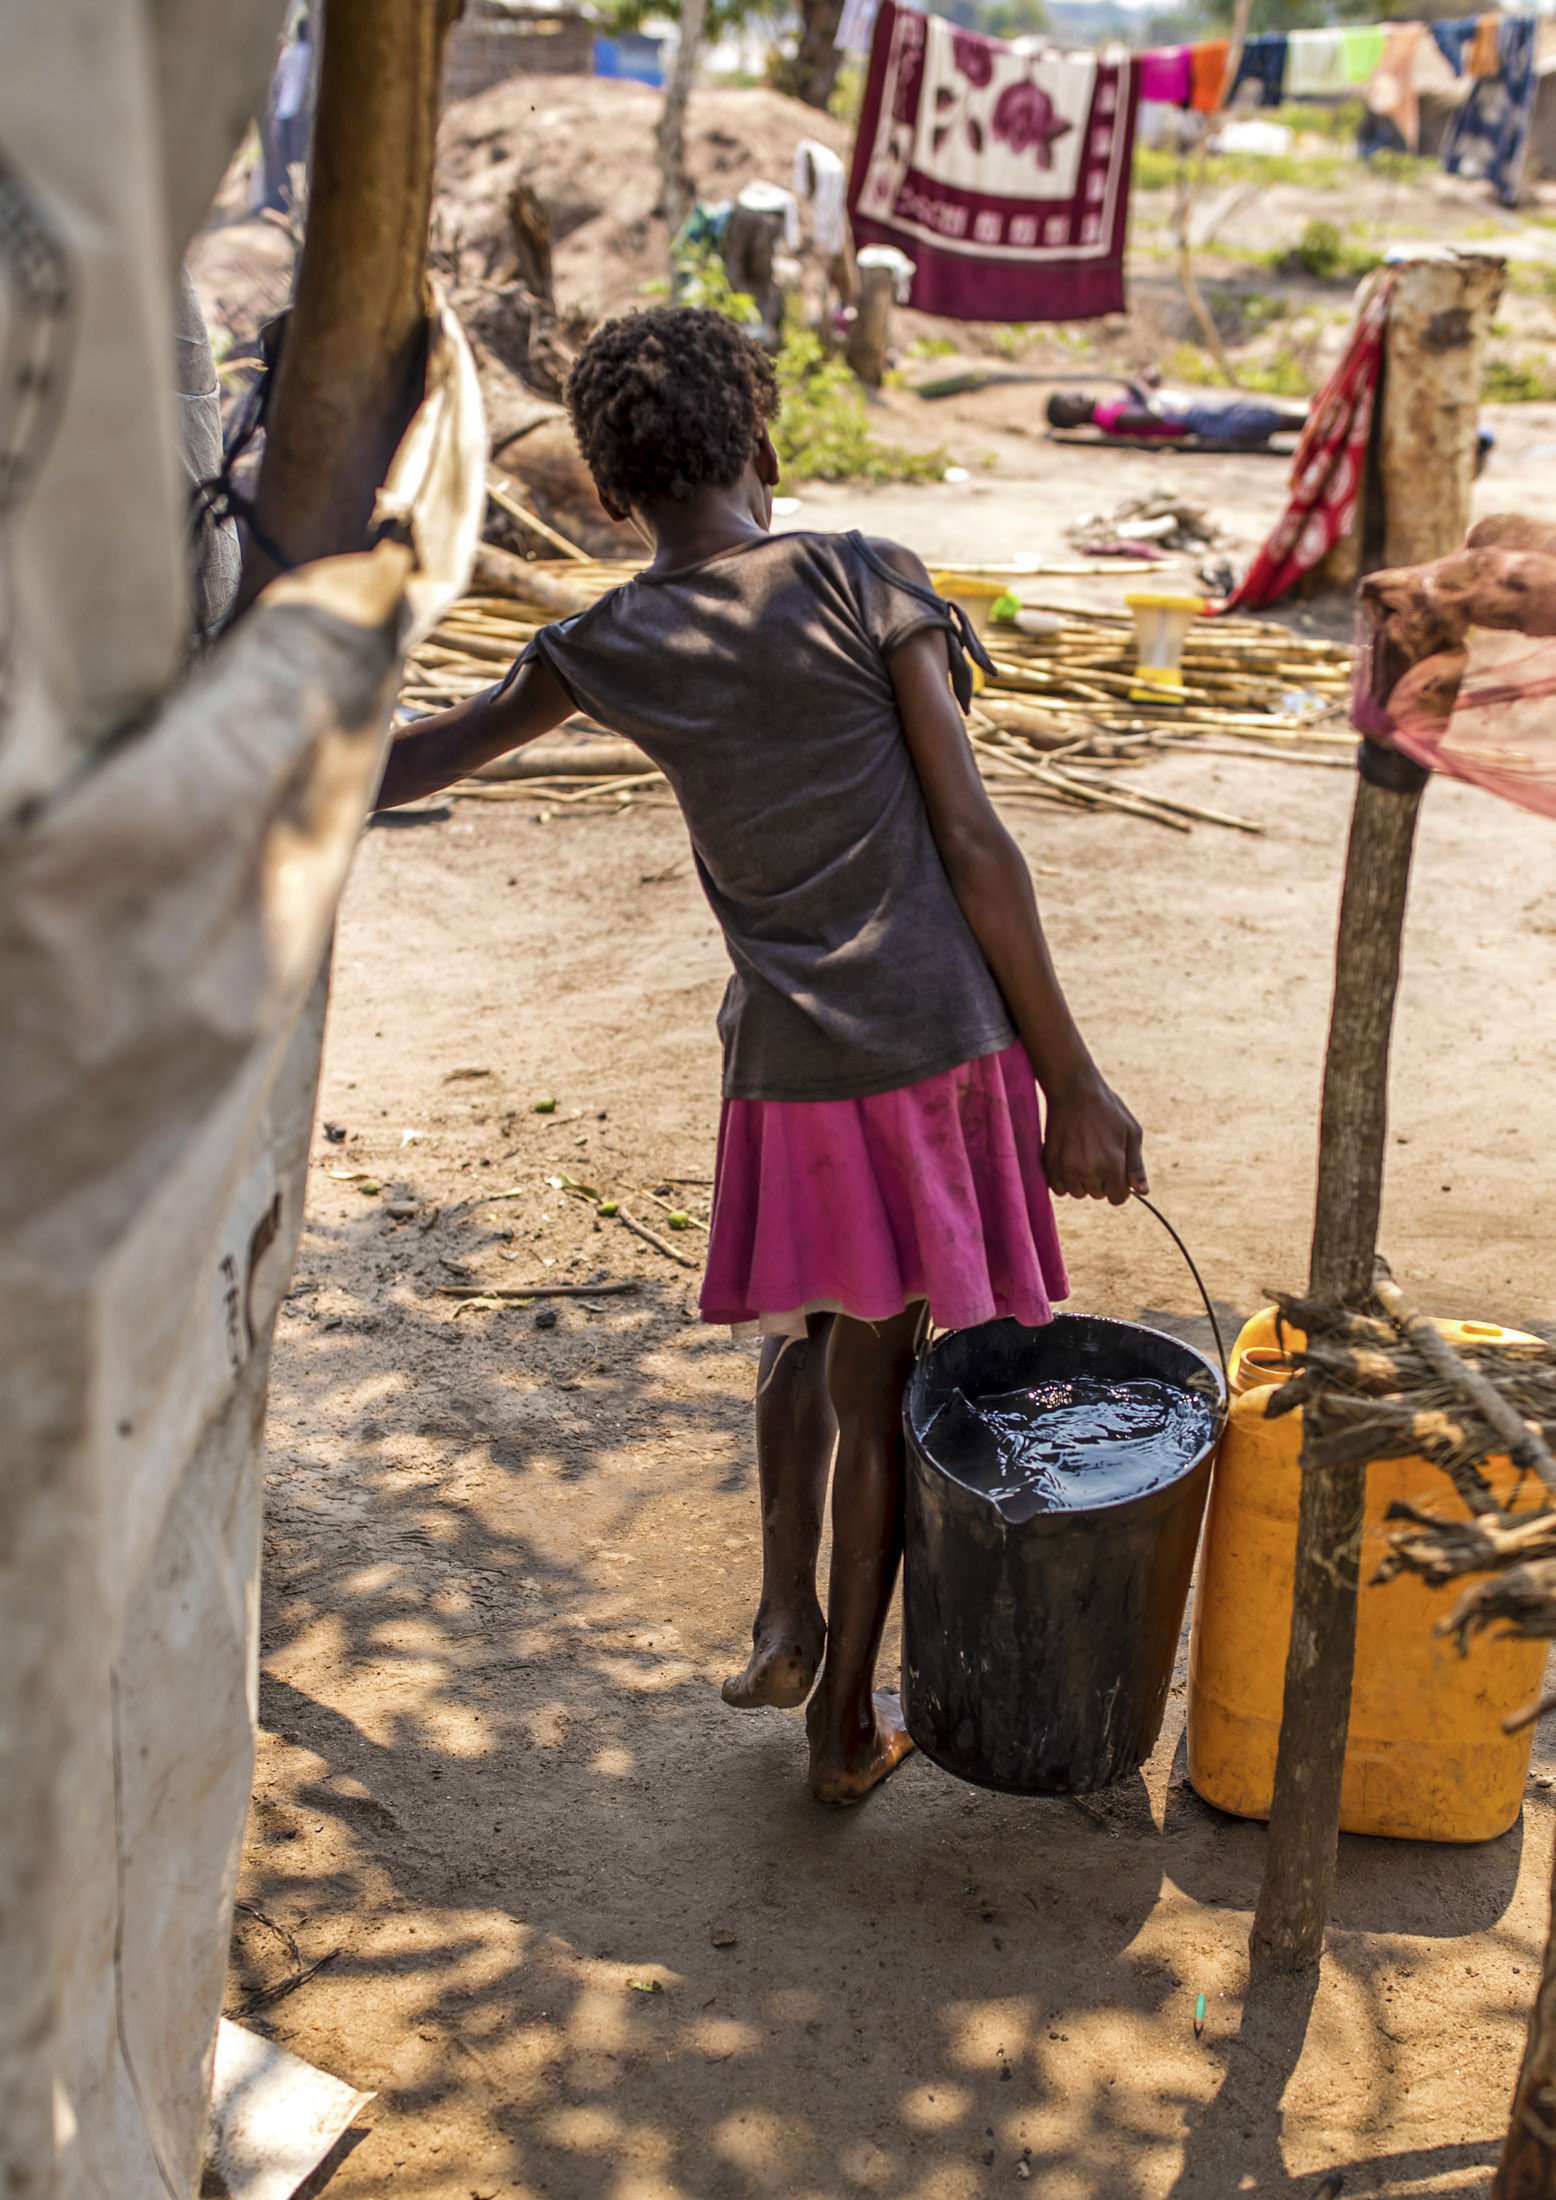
[397,557,1358,832]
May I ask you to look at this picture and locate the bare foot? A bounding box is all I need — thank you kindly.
[721,1613,825,1710]
[806,1687,916,1805]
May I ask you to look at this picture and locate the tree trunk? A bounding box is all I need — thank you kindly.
[774,0,847,112]
[657,0,708,250]
[1378,254,1504,571]
[1499,1845,1556,2197]
[1249,765,1423,1973]
[237,0,460,610]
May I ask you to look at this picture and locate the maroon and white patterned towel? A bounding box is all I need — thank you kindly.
[847,1,1139,323]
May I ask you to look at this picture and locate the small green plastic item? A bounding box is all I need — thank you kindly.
[533,1097,557,1113]
[990,590,1023,623]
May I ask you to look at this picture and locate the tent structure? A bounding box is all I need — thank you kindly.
[0,3,484,2190]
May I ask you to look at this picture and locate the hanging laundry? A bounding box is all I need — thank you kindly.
[793,139,850,258]
[1139,46,1192,106]
[1340,25,1388,84]
[1189,39,1231,112]
[1366,22,1427,152]
[1443,15,1537,206]
[1231,33,1288,110]
[1286,26,1347,97]
[1468,12,1503,77]
[1221,278,1392,614]
[848,2,1140,323]
[1431,17,1479,76]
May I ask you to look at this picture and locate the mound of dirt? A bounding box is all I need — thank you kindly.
[433,76,853,320]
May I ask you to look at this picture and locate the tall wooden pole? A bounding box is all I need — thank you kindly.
[1249,252,1503,1974]
[237,0,462,610]
[1249,752,1426,1969]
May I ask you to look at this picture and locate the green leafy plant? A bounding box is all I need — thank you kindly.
[672,244,951,483]
[772,327,950,483]
[1165,340,1316,399]
[1484,357,1556,403]
[1240,348,1318,398]
[1279,218,1382,282]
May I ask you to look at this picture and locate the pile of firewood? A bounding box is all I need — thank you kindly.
[398,547,1358,833]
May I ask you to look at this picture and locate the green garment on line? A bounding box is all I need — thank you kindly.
[1341,24,1387,83]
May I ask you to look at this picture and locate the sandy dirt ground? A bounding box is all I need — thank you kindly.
[229,426,1556,2200]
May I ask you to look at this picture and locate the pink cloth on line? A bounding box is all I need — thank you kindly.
[1140,46,1192,105]
[700,1041,1069,1334]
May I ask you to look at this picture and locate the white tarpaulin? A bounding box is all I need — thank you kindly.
[205,2021,373,2200]
[0,5,486,2193]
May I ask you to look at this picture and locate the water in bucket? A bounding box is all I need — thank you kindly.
[919,1375,1217,1525]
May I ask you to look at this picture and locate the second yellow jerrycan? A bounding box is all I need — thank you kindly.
[1187,1307,1549,1843]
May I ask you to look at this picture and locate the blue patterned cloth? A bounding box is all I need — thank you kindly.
[1442,15,1538,208]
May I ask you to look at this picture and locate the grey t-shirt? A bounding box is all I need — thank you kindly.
[518,528,1016,1103]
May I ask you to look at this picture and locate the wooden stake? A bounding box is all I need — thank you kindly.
[1250,762,1424,1971]
[237,0,459,609]
[1251,251,1502,1974]
[1496,1845,1556,2200]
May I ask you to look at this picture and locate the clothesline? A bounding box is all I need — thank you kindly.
[841,4,1545,328]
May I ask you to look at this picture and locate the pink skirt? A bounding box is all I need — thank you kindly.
[701,1041,1069,1335]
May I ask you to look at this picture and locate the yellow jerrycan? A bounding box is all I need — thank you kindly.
[1187,1307,1549,1842]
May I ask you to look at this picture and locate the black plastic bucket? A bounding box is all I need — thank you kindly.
[902,1312,1224,1796]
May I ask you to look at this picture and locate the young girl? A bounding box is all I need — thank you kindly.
[375,308,1146,1806]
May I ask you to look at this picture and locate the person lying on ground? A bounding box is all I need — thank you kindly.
[374,306,1145,1806]
[1047,383,1309,448]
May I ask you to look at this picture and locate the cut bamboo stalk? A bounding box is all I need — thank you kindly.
[486,471,592,562]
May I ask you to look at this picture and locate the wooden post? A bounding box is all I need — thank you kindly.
[1497,1842,1556,2198]
[847,261,897,387]
[1377,254,1505,571]
[1249,253,1500,1974]
[1249,756,1425,1970]
[237,0,461,610]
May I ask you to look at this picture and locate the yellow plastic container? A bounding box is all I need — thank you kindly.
[1187,1306,1548,1842]
[1124,590,1206,705]
[929,571,1008,641]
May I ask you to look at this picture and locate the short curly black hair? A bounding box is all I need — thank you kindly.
[566,307,780,514]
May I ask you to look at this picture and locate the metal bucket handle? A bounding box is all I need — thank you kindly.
[1131,1190,1229,1400]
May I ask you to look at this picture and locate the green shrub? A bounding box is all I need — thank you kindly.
[669,247,950,482]
[772,328,950,482]
[1165,340,1315,399]
[1134,144,1352,193]
[1240,348,1317,398]
[1483,357,1556,403]
[1279,217,1382,281]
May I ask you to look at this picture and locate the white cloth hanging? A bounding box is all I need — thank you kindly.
[835,0,880,56]
[792,138,849,257]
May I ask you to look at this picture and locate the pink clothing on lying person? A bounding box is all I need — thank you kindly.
[1092,396,1177,439]
[700,1040,1069,1337]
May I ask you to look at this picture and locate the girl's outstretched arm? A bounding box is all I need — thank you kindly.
[880,547,1146,1205]
[373,653,574,811]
